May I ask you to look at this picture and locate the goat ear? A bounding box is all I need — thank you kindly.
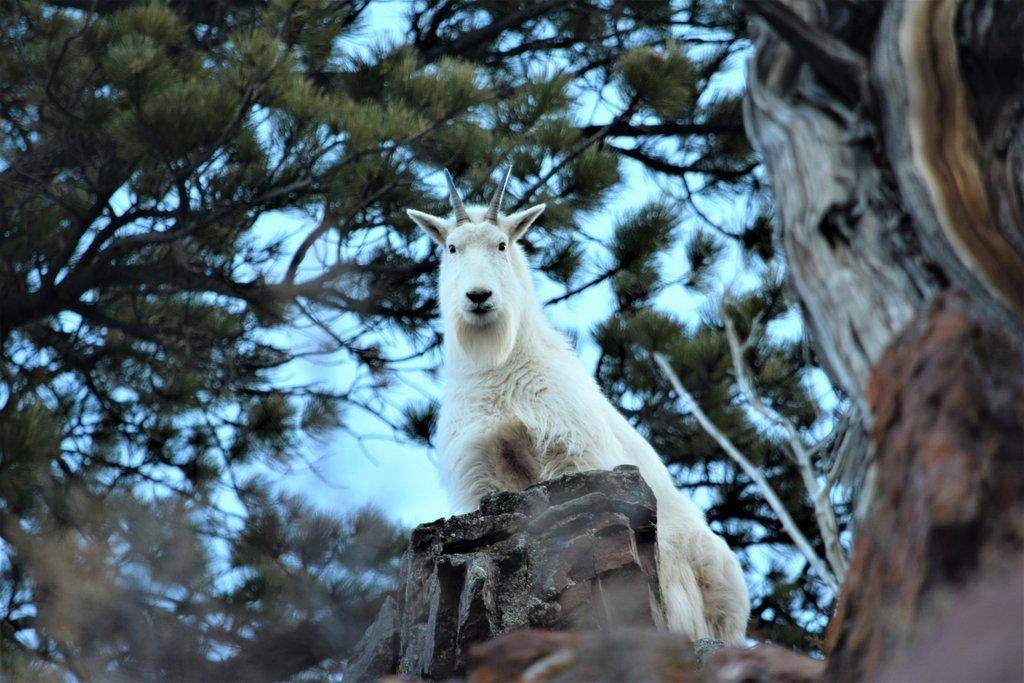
[406,209,449,245]
[503,204,546,241]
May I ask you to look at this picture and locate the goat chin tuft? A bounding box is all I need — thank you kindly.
[451,309,517,369]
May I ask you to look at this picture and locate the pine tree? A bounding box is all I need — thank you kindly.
[1,1,841,676]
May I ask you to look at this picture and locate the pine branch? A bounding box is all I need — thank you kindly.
[579,121,744,137]
[605,143,757,180]
[544,266,620,306]
[415,0,572,63]
[511,98,639,211]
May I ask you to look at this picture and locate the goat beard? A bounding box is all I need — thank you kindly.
[452,308,518,368]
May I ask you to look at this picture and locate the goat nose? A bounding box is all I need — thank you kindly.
[466,289,492,304]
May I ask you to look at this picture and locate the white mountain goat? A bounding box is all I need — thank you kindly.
[406,168,750,643]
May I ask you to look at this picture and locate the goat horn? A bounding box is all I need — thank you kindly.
[485,165,513,223]
[443,169,470,225]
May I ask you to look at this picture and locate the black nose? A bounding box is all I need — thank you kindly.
[466,289,492,304]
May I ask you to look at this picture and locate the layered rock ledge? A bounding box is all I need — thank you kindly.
[346,466,666,680]
[346,465,823,682]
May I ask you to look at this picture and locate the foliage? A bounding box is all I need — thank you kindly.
[0,0,842,676]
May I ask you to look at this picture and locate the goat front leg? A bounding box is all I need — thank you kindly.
[441,419,542,513]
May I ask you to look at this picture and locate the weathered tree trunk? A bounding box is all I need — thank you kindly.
[744,0,1024,679]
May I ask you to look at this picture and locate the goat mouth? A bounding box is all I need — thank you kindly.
[463,305,496,323]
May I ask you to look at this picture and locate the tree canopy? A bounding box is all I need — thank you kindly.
[1,0,846,677]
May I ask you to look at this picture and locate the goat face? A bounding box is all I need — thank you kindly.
[406,169,545,365]
[440,221,516,329]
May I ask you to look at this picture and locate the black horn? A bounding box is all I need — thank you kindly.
[485,165,512,223]
[444,169,470,225]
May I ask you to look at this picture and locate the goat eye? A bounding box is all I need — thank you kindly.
[448,244,457,254]
[497,242,506,252]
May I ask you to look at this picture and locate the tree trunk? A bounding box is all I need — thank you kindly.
[743,0,1024,679]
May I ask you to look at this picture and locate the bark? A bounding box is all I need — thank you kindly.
[744,0,1024,679]
[745,0,1024,412]
[827,293,1024,680]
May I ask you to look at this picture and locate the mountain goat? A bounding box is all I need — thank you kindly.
[406,168,750,643]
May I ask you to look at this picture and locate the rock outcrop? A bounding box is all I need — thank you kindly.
[346,466,666,680]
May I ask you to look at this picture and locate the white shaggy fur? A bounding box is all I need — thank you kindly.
[407,193,750,644]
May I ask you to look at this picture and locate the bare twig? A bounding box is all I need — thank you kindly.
[720,309,848,583]
[654,352,840,593]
